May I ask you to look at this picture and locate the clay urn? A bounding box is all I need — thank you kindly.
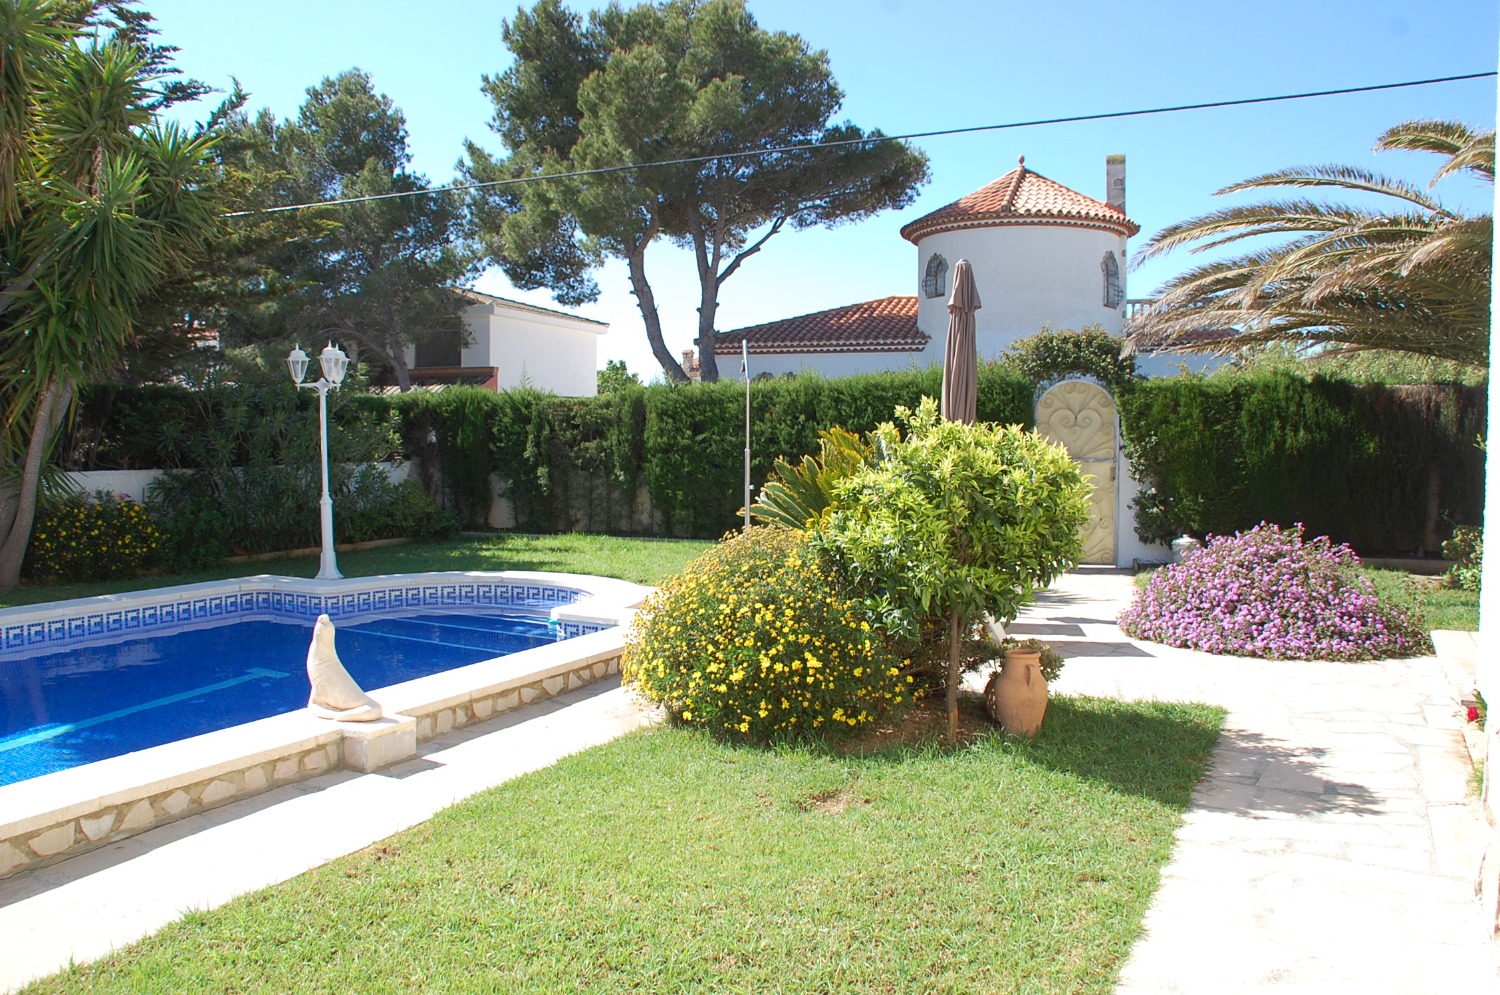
[984,648,1048,739]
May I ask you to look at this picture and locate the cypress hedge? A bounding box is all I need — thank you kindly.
[62,366,1482,551]
[1119,372,1485,556]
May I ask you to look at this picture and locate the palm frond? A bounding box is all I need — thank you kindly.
[1131,119,1491,367]
[1376,119,1495,183]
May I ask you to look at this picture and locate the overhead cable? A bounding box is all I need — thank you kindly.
[226,70,1498,218]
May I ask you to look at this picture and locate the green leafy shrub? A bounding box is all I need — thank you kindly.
[342,478,461,543]
[150,496,231,571]
[622,526,912,740]
[147,381,401,554]
[25,491,162,582]
[814,398,1091,700]
[995,324,1139,394]
[1443,525,1482,592]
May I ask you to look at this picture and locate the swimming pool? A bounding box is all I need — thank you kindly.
[0,570,650,879]
[1,608,572,787]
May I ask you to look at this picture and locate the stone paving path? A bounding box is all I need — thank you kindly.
[1029,568,1500,994]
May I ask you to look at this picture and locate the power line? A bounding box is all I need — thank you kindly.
[227,70,1498,218]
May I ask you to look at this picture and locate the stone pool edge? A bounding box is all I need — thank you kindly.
[0,571,649,880]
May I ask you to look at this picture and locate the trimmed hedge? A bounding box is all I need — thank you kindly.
[1119,372,1485,555]
[58,365,1484,552]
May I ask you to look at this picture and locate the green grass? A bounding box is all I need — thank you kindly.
[0,533,714,610]
[20,695,1225,995]
[1364,569,1478,632]
[1134,566,1480,633]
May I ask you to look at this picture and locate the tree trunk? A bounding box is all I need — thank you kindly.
[392,350,413,392]
[947,610,962,740]
[0,378,74,589]
[626,246,688,382]
[689,217,721,384]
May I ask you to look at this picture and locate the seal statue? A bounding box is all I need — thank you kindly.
[305,614,382,721]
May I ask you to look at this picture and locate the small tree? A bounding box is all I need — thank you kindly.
[221,70,475,390]
[596,359,641,394]
[814,399,1091,738]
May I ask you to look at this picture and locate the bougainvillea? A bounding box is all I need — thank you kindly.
[622,526,912,740]
[1119,522,1430,661]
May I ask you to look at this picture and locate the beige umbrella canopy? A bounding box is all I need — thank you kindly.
[941,258,981,425]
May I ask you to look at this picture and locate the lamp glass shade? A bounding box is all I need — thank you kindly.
[286,345,310,384]
[320,343,349,385]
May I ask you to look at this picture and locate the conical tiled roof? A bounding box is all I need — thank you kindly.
[901,158,1139,242]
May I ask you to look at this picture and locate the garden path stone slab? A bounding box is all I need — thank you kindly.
[1033,567,1500,994]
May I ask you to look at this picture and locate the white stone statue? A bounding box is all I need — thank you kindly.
[305,614,382,722]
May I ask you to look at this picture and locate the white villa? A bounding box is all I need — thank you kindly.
[406,289,608,397]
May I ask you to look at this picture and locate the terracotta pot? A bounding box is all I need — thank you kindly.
[984,649,1048,739]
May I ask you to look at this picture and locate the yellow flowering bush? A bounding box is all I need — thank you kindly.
[25,491,162,582]
[622,526,912,741]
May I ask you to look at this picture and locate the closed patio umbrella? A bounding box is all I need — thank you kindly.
[941,258,980,425]
[939,258,983,739]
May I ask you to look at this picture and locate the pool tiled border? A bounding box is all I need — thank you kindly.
[0,571,649,880]
[1,574,607,659]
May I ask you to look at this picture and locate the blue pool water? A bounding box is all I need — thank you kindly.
[0,610,562,787]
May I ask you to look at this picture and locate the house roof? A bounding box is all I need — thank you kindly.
[457,288,609,327]
[901,158,1140,242]
[716,296,927,355]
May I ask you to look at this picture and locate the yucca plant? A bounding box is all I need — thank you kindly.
[1129,119,1493,366]
[0,1,223,588]
[748,426,875,529]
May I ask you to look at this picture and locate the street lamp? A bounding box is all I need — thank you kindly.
[287,342,349,581]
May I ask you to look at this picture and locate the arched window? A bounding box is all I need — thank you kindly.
[1101,251,1123,309]
[922,254,948,299]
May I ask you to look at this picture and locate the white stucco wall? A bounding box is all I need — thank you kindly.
[404,301,606,397]
[64,463,411,502]
[466,306,605,397]
[912,224,1131,364]
[471,309,600,396]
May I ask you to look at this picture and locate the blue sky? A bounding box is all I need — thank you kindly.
[147,0,1499,379]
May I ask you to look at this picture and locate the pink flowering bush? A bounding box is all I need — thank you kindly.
[1119,523,1430,661]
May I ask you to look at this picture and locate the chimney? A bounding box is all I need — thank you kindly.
[1106,154,1126,214]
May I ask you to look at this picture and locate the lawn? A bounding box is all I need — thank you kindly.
[0,533,714,610]
[1364,569,1478,632]
[20,695,1225,995]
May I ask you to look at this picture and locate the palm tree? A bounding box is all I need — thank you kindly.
[1127,120,1494,367]
[0,0,222,588]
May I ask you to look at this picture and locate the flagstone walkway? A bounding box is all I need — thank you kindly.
[1031,568,1500,994]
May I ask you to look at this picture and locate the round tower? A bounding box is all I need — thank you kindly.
[900,155,1140,361]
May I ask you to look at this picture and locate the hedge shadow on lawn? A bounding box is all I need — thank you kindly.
[820,695,1225,810]
[988,695,1226,809]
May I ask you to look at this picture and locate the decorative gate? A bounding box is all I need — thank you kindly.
[1035,380,1117,565]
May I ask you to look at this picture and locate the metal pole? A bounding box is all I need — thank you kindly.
[743,339,752,531]
[315,381,341,580]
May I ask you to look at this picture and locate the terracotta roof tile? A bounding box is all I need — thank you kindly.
[716,296,927,354]
[901,159,1140,242]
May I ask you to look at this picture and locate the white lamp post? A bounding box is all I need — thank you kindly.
[287,342,350,580]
